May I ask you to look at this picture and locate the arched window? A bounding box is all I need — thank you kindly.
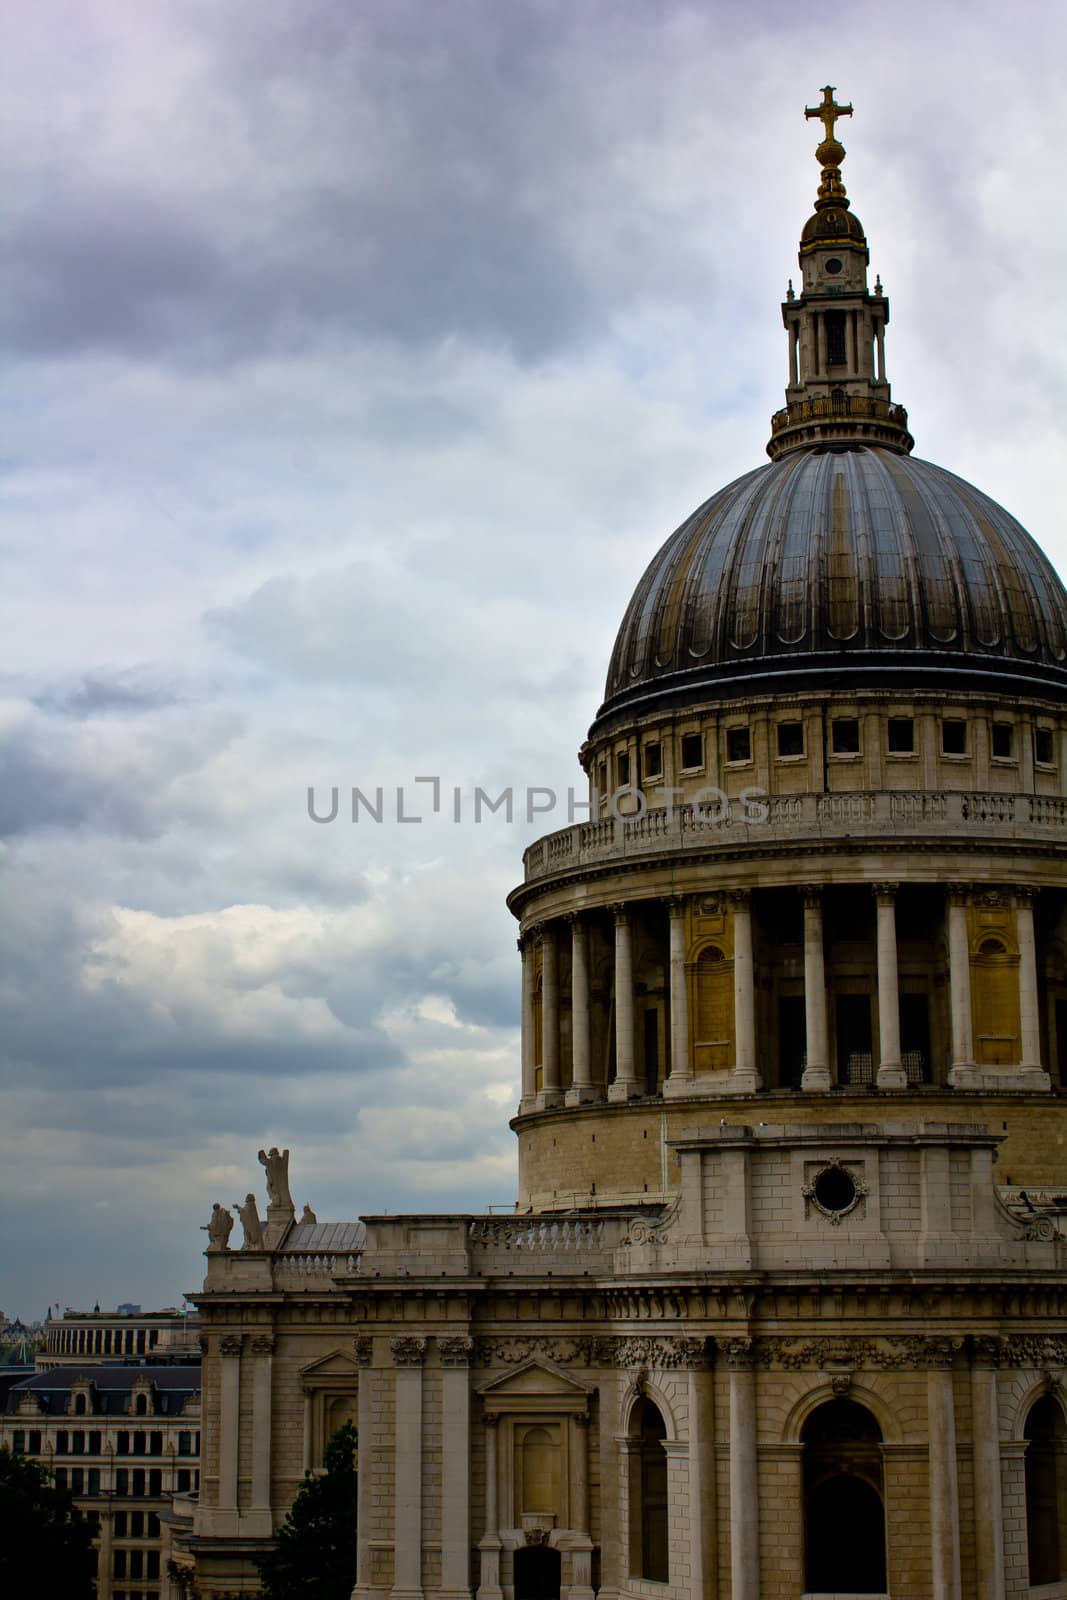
[73,1393,88,1415]
[134,1393,148,1417]
[631,1397,668,1582]
[802,1399,886,1594]
[1026,1394,1066,1586]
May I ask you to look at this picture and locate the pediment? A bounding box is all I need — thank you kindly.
[478,1358,593,1401]
[299,1348,362,1386]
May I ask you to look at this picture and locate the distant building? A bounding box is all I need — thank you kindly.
[1,1365,201,1600]
[39,1307,200,1369]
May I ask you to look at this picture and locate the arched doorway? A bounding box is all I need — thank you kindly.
[802,1398,886,1594]
[1026,1393,1067,1585]
[631,1396,668,1582]
[513,1544,560,1600]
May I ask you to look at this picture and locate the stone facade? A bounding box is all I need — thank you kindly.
[186,90,1067,1600]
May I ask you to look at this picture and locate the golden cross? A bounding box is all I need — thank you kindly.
[805,84,853,144]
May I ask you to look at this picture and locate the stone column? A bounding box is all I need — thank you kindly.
[1016,890,1042,1070]
[217,1335,242,1516]
[569,1414,595,1600]
[876,318,886,381]
[608,904,640,1100]
[874,883,907,1088]
[800,888,830,1091]
[353,1337,374,1598]
[816,312,828,377]
[390,1337,427,1600]
[947,886,975,1081]
[476,1414,503,1600]
[970,1339,1006,1600]
[439,1338,473,1600]
[539,924,562,1108]
[730,891,760,1092]
[249,1334,273,1516]
[665,897,693,1094]
[928,1345,963,1600]
[519,936,537,1109]
[789,322,799,387]
[845,308,857,375]
[726,1340,759,1600]
[688,1350,717,1600]
[566,916,595,1106]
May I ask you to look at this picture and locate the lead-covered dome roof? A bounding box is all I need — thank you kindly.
[595,445,1067,733]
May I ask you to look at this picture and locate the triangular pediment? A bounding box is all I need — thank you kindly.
[477,1358,593,1399]
[299,1348,362,1382]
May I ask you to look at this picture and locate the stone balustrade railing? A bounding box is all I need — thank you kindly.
[273,1250,362,1282]
[522,790,1067,883]
[469,1216,612,1252]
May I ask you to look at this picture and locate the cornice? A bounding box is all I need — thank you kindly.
[508,839,1067,917]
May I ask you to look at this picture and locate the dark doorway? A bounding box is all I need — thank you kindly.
[1026,1394,1066,1585]
[513,1544,561,1600]
[803,1399,886,1594]
[779,996,806,1088]
[806,1474,887,1592]
[644,1008,660,1095]
[636,1397,669,1581]
[836,995,873,1084]
[900,993,931,1083]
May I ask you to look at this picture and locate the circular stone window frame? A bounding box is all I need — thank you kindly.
[802,1158,868,1226]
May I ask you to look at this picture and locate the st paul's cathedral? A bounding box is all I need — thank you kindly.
[175,88,1067,1600]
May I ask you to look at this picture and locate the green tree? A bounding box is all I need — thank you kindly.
[0,1444,96,1598]
[256,1420,358,1600]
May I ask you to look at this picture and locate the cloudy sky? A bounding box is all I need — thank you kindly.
[2,0,1065,1317]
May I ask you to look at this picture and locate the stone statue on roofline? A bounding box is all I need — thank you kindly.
[301,1203,317,1225]
[258,1147,294,1211]
[235,1193,264,1250]
[201,1203,234,1251]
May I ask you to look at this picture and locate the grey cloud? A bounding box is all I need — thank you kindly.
[2,1,727,366]
[33,668,189,720]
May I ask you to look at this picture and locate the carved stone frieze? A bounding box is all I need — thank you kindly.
[1000,1335,1067,1369]
[390,1336,428,1367]
[473,1336,593,1368]
[753,1335,966,1371]
[610,1334,710,1371]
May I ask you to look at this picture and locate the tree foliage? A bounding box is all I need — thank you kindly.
[0,1444,96,1598]
[256,1420,358,1600]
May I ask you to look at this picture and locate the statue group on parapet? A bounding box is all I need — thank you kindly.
[201,1147,316,1251]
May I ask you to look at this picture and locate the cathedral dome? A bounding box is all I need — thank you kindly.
[595,444,1067,732]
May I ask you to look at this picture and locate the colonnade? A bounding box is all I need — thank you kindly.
[518,883,1044,1108]
[50,1324,154,1356]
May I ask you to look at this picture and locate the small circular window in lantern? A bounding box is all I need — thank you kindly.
[803,1159,866,1225]
[825,257,844,274]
